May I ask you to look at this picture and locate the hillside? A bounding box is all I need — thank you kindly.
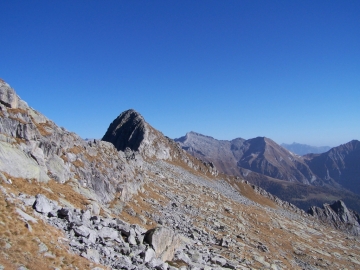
[305,140,360,194]
[1,80,360,269]
[175,132,360,212]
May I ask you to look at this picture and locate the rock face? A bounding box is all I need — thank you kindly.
[0,82,142,203]
[0,79,19,108]
[144,226,181,261]
[308,200,360,235]
[305,140,360,194]
[102,109,147,153]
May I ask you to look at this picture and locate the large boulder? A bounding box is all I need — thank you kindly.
[33,194,59,214]
[144,227,181,261]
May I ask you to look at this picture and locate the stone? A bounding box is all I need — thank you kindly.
[145,226,181,261]
[33,194,57,214]
[144,247,156,263]
[57,207,73,221]
[148,258,164,268]
[116,221,132,236]
[38,242,48,253]
[82,249,100,264]
[15,207,37,223]
[128,234,137,245]
[98,227,118,240]
[73,225,92,237]
[88,230,98,244]
[211,256,227,266]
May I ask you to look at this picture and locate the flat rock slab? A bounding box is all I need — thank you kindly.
[15,208,37,223]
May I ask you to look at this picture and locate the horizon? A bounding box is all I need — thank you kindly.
[1,1,359,147]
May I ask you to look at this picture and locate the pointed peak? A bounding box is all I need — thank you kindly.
[102,109,147,152]
[0,79,19,108]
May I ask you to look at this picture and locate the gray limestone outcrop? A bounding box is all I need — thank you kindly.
[0,82,142,204]
[0,79,19,108]
[144,226,181,261]
[308,200,360,235]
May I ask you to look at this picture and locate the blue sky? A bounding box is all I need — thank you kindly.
[1,1,359,146]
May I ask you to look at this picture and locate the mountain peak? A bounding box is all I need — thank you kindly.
[102,109,146,152]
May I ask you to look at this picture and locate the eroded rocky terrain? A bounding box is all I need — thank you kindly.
[1,80,360,270]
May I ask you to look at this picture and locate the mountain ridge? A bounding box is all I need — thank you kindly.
[2,80,360,269]
[175,131,360,212]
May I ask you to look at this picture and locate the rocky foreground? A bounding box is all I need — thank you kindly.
[1,80,360,269]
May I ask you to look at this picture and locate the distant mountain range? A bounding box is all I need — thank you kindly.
[175,132,360,211]
[281,142,331,155]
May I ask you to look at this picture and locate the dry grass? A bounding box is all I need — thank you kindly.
[8,108,27,115]
[69,146,84,155]
[228,178,277,209]
[2,173,89,210]
[60,154,69,163]
[84,152,101,163]
[15,137,26,144]
[72,159,84,168]
[8,116,27,124]
[36,122,52,136]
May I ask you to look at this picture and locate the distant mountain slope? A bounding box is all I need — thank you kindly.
[175,132,360,212]
[174,131,244,176]
[281,142,331,155]
[175,132,316,184]
[305,140,360,194]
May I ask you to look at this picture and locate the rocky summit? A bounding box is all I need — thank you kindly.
[1,80,360,270]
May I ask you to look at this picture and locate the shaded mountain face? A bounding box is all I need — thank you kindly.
[281,142,331,156]
[175,132,360,212]
[102,109,146,152]
[175,132,316,184]
[305,140,360,194]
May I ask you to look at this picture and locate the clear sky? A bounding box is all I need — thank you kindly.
[1,1,359,147]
